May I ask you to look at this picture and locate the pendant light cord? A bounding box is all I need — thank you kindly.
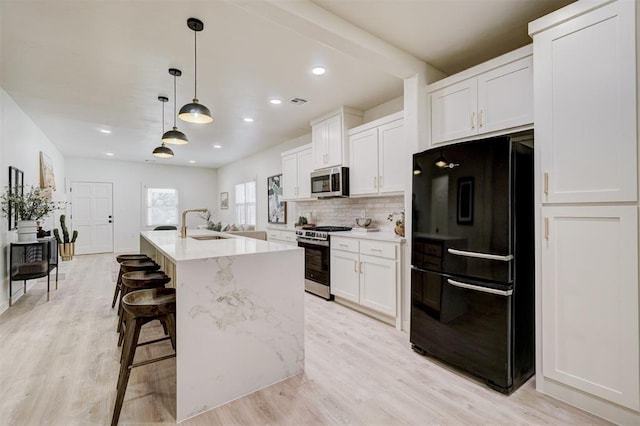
[193,30,198,99]
[173,74,177,127]
[162,101,165,133]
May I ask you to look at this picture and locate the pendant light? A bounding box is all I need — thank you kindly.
[179,18,213,124]
[153,96,174,158]
[162,68,189,145]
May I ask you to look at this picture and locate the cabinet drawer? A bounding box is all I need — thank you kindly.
[280,231,297,243]
[331,236,359,253]
[267,230,281,241]
[360,240,397,260]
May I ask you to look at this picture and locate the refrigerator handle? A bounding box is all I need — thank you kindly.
[448,248,513,262]
[447,279,513,297]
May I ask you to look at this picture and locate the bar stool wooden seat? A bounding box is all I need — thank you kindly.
[111,287,176,426]
[117,271,170,346]
[112,254,150,308]
[115,260,161,330]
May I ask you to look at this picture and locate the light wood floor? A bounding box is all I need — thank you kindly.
[0,253,609,425]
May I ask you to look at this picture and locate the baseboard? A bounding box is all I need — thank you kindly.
[540,377,640,424]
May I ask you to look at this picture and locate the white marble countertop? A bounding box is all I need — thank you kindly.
[329,230,406,243]
[140,229,300,262]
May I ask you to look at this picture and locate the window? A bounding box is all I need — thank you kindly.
[235,181,256,226]
[145,187,179,227]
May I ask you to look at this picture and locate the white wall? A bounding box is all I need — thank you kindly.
[65,158,217,252]
[216,134,310,230]
[0,88,66,313]
[362,96,403,122]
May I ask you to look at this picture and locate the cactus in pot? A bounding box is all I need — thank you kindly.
[54,214,77,260]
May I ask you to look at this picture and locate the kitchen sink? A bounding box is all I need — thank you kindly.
[189,235,228,241]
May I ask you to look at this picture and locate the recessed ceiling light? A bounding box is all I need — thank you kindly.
[243,117,254,122]
[269,99,282,105]
[312,66,326,75]
[189,160,196,163]
[106,152,114,156]
[213,144,222,149]
[99,129,111,134]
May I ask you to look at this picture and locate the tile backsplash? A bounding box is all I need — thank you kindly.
[293,195,404,231]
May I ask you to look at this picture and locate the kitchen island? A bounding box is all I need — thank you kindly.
[139,230,304,423]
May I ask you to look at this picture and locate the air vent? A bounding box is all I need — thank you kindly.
[289,97,308,105]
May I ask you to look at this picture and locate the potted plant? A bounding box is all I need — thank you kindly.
[387,211,405,237]
[53,214,77,261]
[0,185,59,241]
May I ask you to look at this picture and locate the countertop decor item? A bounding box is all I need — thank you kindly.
[53,214,78,261]
[387,211,405,237]
[355,217,372,228]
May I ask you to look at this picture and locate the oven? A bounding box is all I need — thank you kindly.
[296,226,352,300]
[297,237,331,300]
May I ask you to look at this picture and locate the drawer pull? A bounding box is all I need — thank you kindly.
[339,244,349,248]
[370,248,383,252]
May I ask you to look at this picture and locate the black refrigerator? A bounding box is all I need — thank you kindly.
[410,130,534,394]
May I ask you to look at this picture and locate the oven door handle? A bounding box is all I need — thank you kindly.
[447,279,513,296]
[297,238,329,247]
[447,248,513,262]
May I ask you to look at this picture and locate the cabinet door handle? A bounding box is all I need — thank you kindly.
[479,109,484,128]
[379,176,383,188]
[359,261,363,274]
[544,172,549,195]
[544,217,549,240]
[373,176,377,188]
[471,112,476,129]
[353,260,358,273]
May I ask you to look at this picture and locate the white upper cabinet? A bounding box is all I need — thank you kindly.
[430,78,478,143]
[349,112,405,196]
[532,0,637,203]
[428,46,533,146]
[281,144,313,201]
[311,107,363,170]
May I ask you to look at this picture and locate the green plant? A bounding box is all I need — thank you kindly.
[387,211,405,226]
[53,214,78,243]
[0,185,59,220]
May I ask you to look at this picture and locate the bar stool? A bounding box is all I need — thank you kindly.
[118,271,171,347]
[111,287,176,426]
[112,254,150,308]
[115,260,161,331]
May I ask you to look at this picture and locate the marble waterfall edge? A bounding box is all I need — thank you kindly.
[175,249,305,421]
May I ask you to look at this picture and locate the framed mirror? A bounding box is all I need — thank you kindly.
[8,166,24,231]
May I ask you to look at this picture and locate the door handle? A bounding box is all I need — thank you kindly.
[353,260,358,273]
[447,279,513,296]
[471,112,476,129]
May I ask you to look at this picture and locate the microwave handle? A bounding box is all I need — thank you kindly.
[447,279,512,297]
[447,248,513,262]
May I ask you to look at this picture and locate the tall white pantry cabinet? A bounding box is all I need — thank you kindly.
[529,0,640,423]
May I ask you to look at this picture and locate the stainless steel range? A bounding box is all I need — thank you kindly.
[296,226,352,299]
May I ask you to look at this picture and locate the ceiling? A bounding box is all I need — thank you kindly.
[0,0,573,169]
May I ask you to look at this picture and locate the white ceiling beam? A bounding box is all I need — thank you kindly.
[228,0,445,82]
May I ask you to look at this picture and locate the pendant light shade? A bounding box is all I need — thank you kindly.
[163,68,189,145]
[153,96,174,158]
[179,18,213,124]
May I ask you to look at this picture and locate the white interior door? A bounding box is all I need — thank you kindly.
[70,181,114,255]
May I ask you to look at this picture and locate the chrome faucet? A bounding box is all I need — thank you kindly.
[181,208,208,238]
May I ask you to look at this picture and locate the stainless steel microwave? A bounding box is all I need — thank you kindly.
[310,167,349,198]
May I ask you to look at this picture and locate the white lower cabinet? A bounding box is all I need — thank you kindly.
[267,229,297,246]
[541,205,639,410]
[330,236,400,323]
